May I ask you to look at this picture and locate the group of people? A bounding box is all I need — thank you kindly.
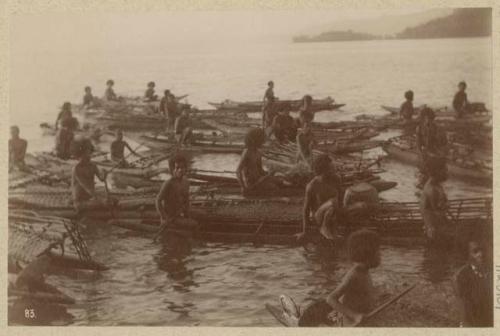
[8,79,492,328]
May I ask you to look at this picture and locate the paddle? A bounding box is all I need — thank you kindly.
[350,283,417,326]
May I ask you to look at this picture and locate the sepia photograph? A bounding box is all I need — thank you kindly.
[5,1,496,329]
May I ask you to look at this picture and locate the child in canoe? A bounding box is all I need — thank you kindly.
[295,229,381,326]
[144,81,158,102]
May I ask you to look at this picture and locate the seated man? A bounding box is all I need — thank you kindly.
[9,126,28,172]
[110,129,143,167]
[71,138,108,213]
[271,103,297,143]
[154,154,190,240]
[296,154,342,241]
[296,122,315,168]
[174,109,193,145]
[83,86,98,108]
[236,128,283,195]
[104,79,119,101]
[144,81,158,102]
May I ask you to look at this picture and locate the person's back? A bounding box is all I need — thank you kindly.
[308,174,341,212]
[71,160,98,204]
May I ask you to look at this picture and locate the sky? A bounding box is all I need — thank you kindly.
[10,8,451,53]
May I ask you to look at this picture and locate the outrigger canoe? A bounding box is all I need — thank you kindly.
[109,197,492,245]
[209,97,345,112]
[382,138,492,184]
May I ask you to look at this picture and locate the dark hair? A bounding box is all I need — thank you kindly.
[164,89,171,95]
[169,153,188,170]
[404,90,414,100]
[313,154,332,175]
[268,81,274,86]
[420,107,435,120]
[62,102,71,111]
[85,86,91,91]
[11,125,20,133]
[106,79,114,85]
[348,229,380,263]
[72,137,94,158]
[245,128,265,148]
[148,81,155,87]
[458,81,467,88]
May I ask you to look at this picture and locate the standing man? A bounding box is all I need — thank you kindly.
[9,126,28,172]
[415,107,447,188]
[452,81,469,118]
[262,81,277,131]
[155,154,190,240]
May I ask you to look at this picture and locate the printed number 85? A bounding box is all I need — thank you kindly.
[25,309,35,319]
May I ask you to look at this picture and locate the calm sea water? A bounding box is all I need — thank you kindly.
[9,37,492,326]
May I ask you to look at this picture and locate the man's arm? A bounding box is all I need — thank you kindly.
[236,150,248,190]
[326,267,364,323]
[299,183,313,236]
[183,182,190,218]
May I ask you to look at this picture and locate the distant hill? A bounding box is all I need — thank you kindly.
[293,8,491,43]
[396,8,491,39]
[293,30,378,43]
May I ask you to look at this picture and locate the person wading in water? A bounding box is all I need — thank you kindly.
[419,156,449,245]
[71,139,110,214]
[415,107,447,189]
[154,154,190,241]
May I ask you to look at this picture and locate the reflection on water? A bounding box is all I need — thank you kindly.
[9,37,492,326]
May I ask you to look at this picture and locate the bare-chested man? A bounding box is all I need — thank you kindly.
[296,154,342,241]
[236,128,281,195]
[296,122,316,168]
[9,126,28,172]
[154,154,190,240]
[110,129,143,167]
[71,139,108,212]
